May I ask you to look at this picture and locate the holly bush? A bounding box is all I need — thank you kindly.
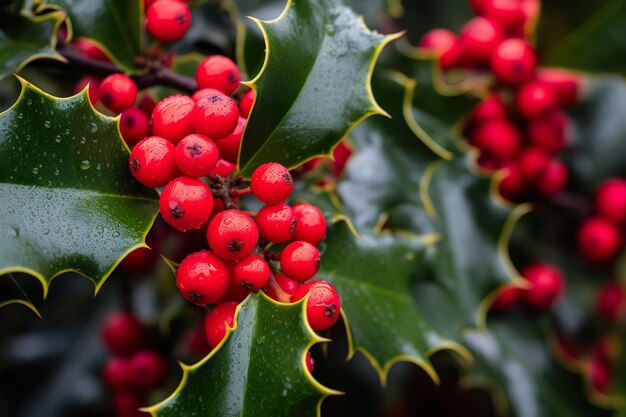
[1,0,626,416]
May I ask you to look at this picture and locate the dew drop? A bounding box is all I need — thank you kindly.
[54,135,62,143]
[80,160,91,170]
[80,137,87,144]
[32,167,39,174]
[6,225,19,238]
[44,121,51,128]
[90,123,98,133]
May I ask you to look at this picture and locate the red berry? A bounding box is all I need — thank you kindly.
[204,301,237,348]
[292,280,341,331]
[490,39,537,85]
[472,119,521,161]
[536,159,568,197]
[129,136,177,187]
[459,17,503,64]
[498,163,525,201]
[145,0,191,42]
[483,0,525,34]
[596,281,626,322]
[251,162,293,204]
[596,178,626,225]
[113,392,142,415]
[174,134,219,177]
[537,68,580,107]
[211,158,236,177]
[103,356,133,391]
[160,177,213,232]
[264,272,300,303]
[439,39,465,70]
[521,263,565,310]
[239,89,255,118]
[527,109,568,154]
[469,0,488,15]
[195,55,241,96]
[232,255,270,291]
[99,74,137,113]
[74,38,109,62]
[419,28,457,56]
[578,217,622,264]
[515,80,558,119]
[152,95,196,144]
[280,241,320,283]
[305,351,315,373]
[331,140,353,178]
[219,262,250,303]
[192,87,223,102]
[120,108,150,146]
[138,94,157,115]
[129,350,167,391]
[256,203,296,243]
[102,312,145,355]
[119,247,158,276]
[292,204,326,245]
[469,93,508,125]
[74,75,100,105]
[491,284,521,312]
[214,116,244,164]
[207,210,259,260]
[193,91,239,139]
[518,148,550,181]
[176,250,229,305]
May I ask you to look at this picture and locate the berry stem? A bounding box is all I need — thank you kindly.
[230,186,251,197]
[209,175,239,210]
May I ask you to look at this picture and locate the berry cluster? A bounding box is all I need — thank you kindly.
[419,0,581,202]
[101,312,167,417]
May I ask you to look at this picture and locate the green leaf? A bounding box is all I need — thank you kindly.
[0,273,41,317]
[237,0,399,177]
[545,0,626,75]
[464,318,610,417]
[0,79,158,296]
[146,293,337,417]
[319,220,471,383]
[35,0,143,72]
[0,11,64,80]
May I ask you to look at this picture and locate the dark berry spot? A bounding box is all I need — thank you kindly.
[227,72,237,84]
[188,290,204,304]
[175,13,187,26]
[124,117,135,128]
[130,157,140,172]
[282,172,292,185]
[186,142,202,157]
[240,280,253,291]
[169,202,184,219]
[289,218,297,234]
[324,303,337,319]
[207,94,223,103]
[227,239,244,252]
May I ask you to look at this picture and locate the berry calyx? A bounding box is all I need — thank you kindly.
[251,162,293,205]
[207,210,259,260]
[129,136,177,188]
[101,312,145,355]
[490,39,537,85]
[256,203,296,243]
[292,204,326,245]
[152,95,196,144]
[239,89,255,118]
[578,217,623,264]
[195,55,241,96]
[280,241,321,283]
[174,134,219,177]
[521,263,565,310]
[99,74,137,113]
[596,281,626,323]
[145,0,191,42]
[129,350,168,391]
[204,302,237,349]
[232,255,270,291]
[214,116,244,164]
[193,91,239,139]
[595,178,626,225]
[292,280,341,331]
[176,250,230,305]
[160,177,213,232]
[120,108,150,146]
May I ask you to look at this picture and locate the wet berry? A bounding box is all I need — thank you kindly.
[152,95,196,144]
[99,74,137,113]
[232,255,270,292]
[129,136,177,188]
[251,162,293,205]
[207,210,259,260]
[193,91,239,139]
[176,250,230,305]
[292,204,326,245]
[256,203,296,243]
[292,280,341,331]
[239,89,255,118]
[145,0,191,42]
[174,134,219,177]
[195,55,241,96]
[160,177,213,232]
[280,241,320,283]
[204,301,237,348]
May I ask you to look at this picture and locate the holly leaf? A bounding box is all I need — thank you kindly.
[0,11,64,80]
[237,0,400,176]
[0,79,158,296]
[0,273,41,317]
[34,0,142,72]
[146,293,337,417]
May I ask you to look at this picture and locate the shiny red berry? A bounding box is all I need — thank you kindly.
[74,38,110,61]
[204,301,237,348]
[469,93,508,125]
[527,109,568,154]
[74,75,100,105]
[518,148,550,181]
[103,356,133,391]
[439,39,465,70]
[292,204,326,245]
[207,210,259,260]
[196,55,241,96]
[305,351,315,373]
[521,263,565,310]
[578,217,622,264]
[129,136,177,187]
[193,91,239,139]
[292,280,341,331]
[219,262,250,303]
[102,312,145,355]
[251,162,293,204]
[483,0,525,34]
[472,119,521,161]
[596,281,626,322]
[239,89,255,118]
[536,159,568,197]
[264,272,300,303]
[490,39,537,85]
[129,350,167,391]
[490,284,522,312]
[160,177,213,232]
[174,134,219,177]
[214,116,244,164]
[176,250,229,305]
[152,95,196,144]
[232,255,270,291]
[419,28,456,56]
[256,203,296,243]
[596,178,626,225]
[459,17,502,64]
[145,0,191,42]
[515,80,558,119]
[280,241,320,283]
[537,67,580,107]
[99,74,137,113]
[211,158,236,177]
[120,108,150,146]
